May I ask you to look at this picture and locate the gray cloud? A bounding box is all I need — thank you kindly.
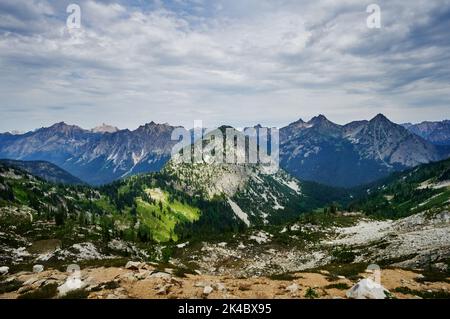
[0,0,449,132]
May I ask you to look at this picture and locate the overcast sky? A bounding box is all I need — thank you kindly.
[0,0,449,132]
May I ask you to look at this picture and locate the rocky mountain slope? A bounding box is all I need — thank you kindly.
[0,159,84,185]
[170,157,450,278]
[280,114,445,187]
[163,126,354,226]
[403,120,450,146]
[0,122,177,185]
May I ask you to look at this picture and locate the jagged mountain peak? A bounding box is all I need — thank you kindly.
[370,113,393,125]
[36,122,89,138]
[308,114,341,129]
[49,121,80,129]
[45,121,87,133]
[308,114,326,124]
[306,115,342,137]
[134,121,176,136]
[288,118,306,126]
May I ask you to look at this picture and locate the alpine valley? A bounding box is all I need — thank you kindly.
[0,114,449,300]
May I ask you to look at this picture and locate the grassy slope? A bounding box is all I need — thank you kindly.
[136,188,200,242]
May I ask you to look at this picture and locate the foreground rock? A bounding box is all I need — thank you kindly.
[346,279,390,299]
[0,266,9,275]
[125,261,142,271]
[33,265,44,273]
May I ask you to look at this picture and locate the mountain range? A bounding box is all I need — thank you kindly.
[280,114,448,187]
[0,122,177,185]
[0,115,449,187]
[403,120,450,146]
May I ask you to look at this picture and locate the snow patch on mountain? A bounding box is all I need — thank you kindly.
[227,198,250,226]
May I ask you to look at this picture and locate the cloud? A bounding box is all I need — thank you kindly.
[0,0,449,132]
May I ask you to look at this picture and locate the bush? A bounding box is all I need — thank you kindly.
[59,288,90,299]
[0,279,23,294]
[103,281,120,290]
[331,248,356,263]
[321,262,367,280]
[394,287,450,299]
[18,283,58,299]
[268,273,299,281]
[324,283,350,290]
[304,287,319,299]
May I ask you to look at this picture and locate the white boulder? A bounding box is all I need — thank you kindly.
[203,286,214,295]
[33,264,44,273]
[0,266,9,275]
[57,277,85,297]
[346,278,390,299]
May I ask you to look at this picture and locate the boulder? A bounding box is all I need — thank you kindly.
[134,270,150,280]
[23,277,39,286]
[203,286,214,295]
[156,284,171,295]
[33,265,44,273]
[125,261,141,270]
[57,277,85,297]
[195,281,209,288]
[214,282,226,292]
[122,273,138,282]
[170,278,183,287]
[286,283,299,293]
[149,272,171,280]
[0,266,9,275]
[346,278,390,299]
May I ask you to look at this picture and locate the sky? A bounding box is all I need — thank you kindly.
[0,0,449,132]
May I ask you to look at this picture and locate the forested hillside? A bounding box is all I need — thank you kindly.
[349,158,450,218]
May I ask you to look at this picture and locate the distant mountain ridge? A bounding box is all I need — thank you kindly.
[280,114,446,187]
[0,159,84,185]
[0,121,178,185]
[402,120,450,146]
[0,115,449,187]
